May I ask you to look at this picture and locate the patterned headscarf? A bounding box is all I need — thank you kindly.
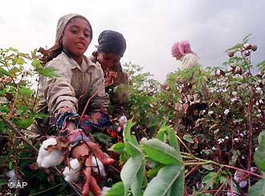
[97,30,126,57]
[171,41,196,58]
[55,13,92,43]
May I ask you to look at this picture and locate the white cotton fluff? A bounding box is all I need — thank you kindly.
[63,158,81,183]
[102,186,111,195]
[37,137,65,168]
[117,115,128,133]
[91,156,106,177]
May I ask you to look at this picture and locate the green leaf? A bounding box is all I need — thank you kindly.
[225,43,244,52]
[109,143,125,154]
[248,179,265,196]
[143,165,184,196]
[202,172,218,189]
[141,139,183,165]
[0,67,12,77]
[121,155,144,196]
[183,134,194,144]
[15,118,34,129]
[31,59,42,69]
[37,67,58,78]
[34,112,50,119]
[243,33,252,43]
[131,161,145,196]
[254,134,265,172]
[15,57,25,65]
[19,86,33,96]
[258,131,265,144]
[123,120,142,156]
[147,164,164,178]
[156,125,180,151]
[105,181,124,196]
[92,132,111,145]
[202,164,214,171]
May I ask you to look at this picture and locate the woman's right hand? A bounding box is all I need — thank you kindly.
[71,141,115,196]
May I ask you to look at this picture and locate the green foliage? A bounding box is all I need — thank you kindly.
[107,121,184,196]
[254,131,265,171]
[2,36,265,195]
[143,165,184,196]
[248,179,265,196]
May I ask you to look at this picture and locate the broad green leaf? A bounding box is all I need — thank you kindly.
[258,131,265,144]
[147,164,164,178]
[123,120,142,156]
[141,139,183,165]
[109,143,125,154]
[167,129,180,151]
[254,135,265,171]
[131,161,145,196]
[156,125,180,151]
[248,179,265,196]
[104,181,124,196]
[121,155,144,196]
[143,165,184,196]
[19,86,33,96]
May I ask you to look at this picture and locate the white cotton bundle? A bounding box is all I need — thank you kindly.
[91,156,106,177]
[102,186,111,195]
[117,115,128,133]
[63,158,81,182]
[37,137,65,168]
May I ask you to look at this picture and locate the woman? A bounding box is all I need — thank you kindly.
[91,30,129,122]
[171,40,200,69]
[39,13,114,196]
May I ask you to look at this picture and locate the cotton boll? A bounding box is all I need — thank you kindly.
[102,187,111,195]
[63,158,81,183]
[70,158,81,170]
[63,166,80,182]
[91,156,106,177]
[37,137,65,168]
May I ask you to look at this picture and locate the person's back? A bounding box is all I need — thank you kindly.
[171,40,200,70]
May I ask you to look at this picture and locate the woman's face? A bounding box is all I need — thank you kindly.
[97,52,121,70]
[62,17,92,60]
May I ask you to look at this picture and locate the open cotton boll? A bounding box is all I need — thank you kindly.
[91,156,106,177]
[63,158,81,183]
[63,166,80,182]
[37,137,65,168]
[102,186,111,195]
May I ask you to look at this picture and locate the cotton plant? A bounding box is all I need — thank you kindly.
[37,137,68,168]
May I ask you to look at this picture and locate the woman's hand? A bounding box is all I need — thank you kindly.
[71,141,115,196]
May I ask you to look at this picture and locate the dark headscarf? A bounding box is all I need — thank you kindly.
[98,30,126,57]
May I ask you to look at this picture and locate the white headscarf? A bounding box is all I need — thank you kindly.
[55,13,92,43]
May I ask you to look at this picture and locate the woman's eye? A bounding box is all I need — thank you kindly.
[71,29,78,34]
[84,33,90,38]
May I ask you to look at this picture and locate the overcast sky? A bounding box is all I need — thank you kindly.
[1,0,264,81]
